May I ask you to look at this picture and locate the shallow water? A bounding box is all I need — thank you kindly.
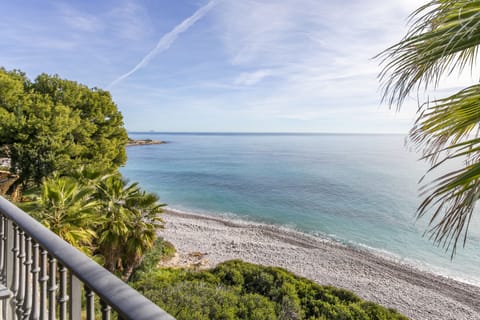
[121,133,480,285]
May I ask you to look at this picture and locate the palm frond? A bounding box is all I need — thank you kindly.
[410,84,480,254]
[378,0,480,107]
[378,1,480,255]
[418,161,480,255]
[410,84,480,159]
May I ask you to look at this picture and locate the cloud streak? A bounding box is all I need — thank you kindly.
[234,69,273,86]
[108,0,219,89]
[209,0,423,122]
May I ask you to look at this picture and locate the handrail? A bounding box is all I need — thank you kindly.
[0,196,175,320]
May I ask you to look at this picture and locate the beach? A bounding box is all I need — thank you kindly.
[159,209,480,320]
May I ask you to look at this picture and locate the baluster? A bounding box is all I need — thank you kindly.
[39,249,48,320]
[69,275,81,320]
[47,257,56,320]
[30,242,40,320]
[15,230,25,318]
[100,299,111,320]
[22,235,32,319]
[58,264,68,320]
[3,219,14,320]
[10,224,19,316]
[0,215,6,284]
[85,286,95,320]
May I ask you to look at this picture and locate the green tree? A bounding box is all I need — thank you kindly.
[31,74,128,172]
[0,68,128,189]
[123,190,165,280]
[22,171,165,276]
[95,174,164,279]
[21,175,99,254]
[378,1,480,253]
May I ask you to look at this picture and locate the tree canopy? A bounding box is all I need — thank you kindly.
[0,68,128,187]
[378,0,480,253]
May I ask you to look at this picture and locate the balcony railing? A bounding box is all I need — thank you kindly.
[0,196,175,320]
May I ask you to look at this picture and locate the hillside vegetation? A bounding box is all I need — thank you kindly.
[131,242,407,320]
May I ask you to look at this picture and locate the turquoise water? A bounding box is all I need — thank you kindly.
[121,133,480,285]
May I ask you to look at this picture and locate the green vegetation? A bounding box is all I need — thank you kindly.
[21,171,165,280]
[21,175,99,254]
[129,238,176,282]
[131,259,407,320]
[0,67,162,280]
[0,67,407,319]
[378,0,480,254]
[94,174,164,279]
[0,68,127,190]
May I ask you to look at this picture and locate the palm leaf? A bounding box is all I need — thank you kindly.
[378,0,480,255]
[378,0,480,107]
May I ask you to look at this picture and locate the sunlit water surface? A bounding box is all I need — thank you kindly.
[122,133,480,285]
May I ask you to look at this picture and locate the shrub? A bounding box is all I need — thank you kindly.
[131,259,408,320]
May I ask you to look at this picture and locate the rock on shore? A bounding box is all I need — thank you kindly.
[126,139,165,147]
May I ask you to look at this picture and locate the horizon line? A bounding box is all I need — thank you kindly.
[127,131,409,135]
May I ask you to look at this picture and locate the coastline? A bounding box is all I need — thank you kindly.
[126,139,165,147]
[159,208,480,320]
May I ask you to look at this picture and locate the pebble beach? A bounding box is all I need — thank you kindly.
[159,209,480,320]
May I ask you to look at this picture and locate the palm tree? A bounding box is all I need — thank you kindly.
[94,174,164,277]
[21,175,98,254]
[69,166,115,187]
[123,190,164,280]
[378,0,480,254]
[95,174,135,272]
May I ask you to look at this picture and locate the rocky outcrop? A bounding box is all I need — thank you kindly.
[126,139,165,147]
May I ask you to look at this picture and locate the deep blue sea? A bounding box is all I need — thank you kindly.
[121,133,480,285]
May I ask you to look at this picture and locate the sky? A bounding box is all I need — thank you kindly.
[0,0,472,133]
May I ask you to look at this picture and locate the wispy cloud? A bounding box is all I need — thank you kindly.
[58,4,102,32]
[1,0,433,132]
[117,0,423,131]
[108,0,219,89]
[210,0,424,120]
[234,69,272,86]
[107,1,152,40]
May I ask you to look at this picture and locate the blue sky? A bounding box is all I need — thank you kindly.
[0,0,467,133]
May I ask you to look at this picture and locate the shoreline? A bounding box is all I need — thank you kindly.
[126,139,165,147]
[159,208,480,320]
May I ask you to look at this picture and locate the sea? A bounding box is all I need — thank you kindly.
[121,133,480,285]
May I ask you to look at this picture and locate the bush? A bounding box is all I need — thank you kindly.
[131,259,408,320]
[130,238,176,281]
